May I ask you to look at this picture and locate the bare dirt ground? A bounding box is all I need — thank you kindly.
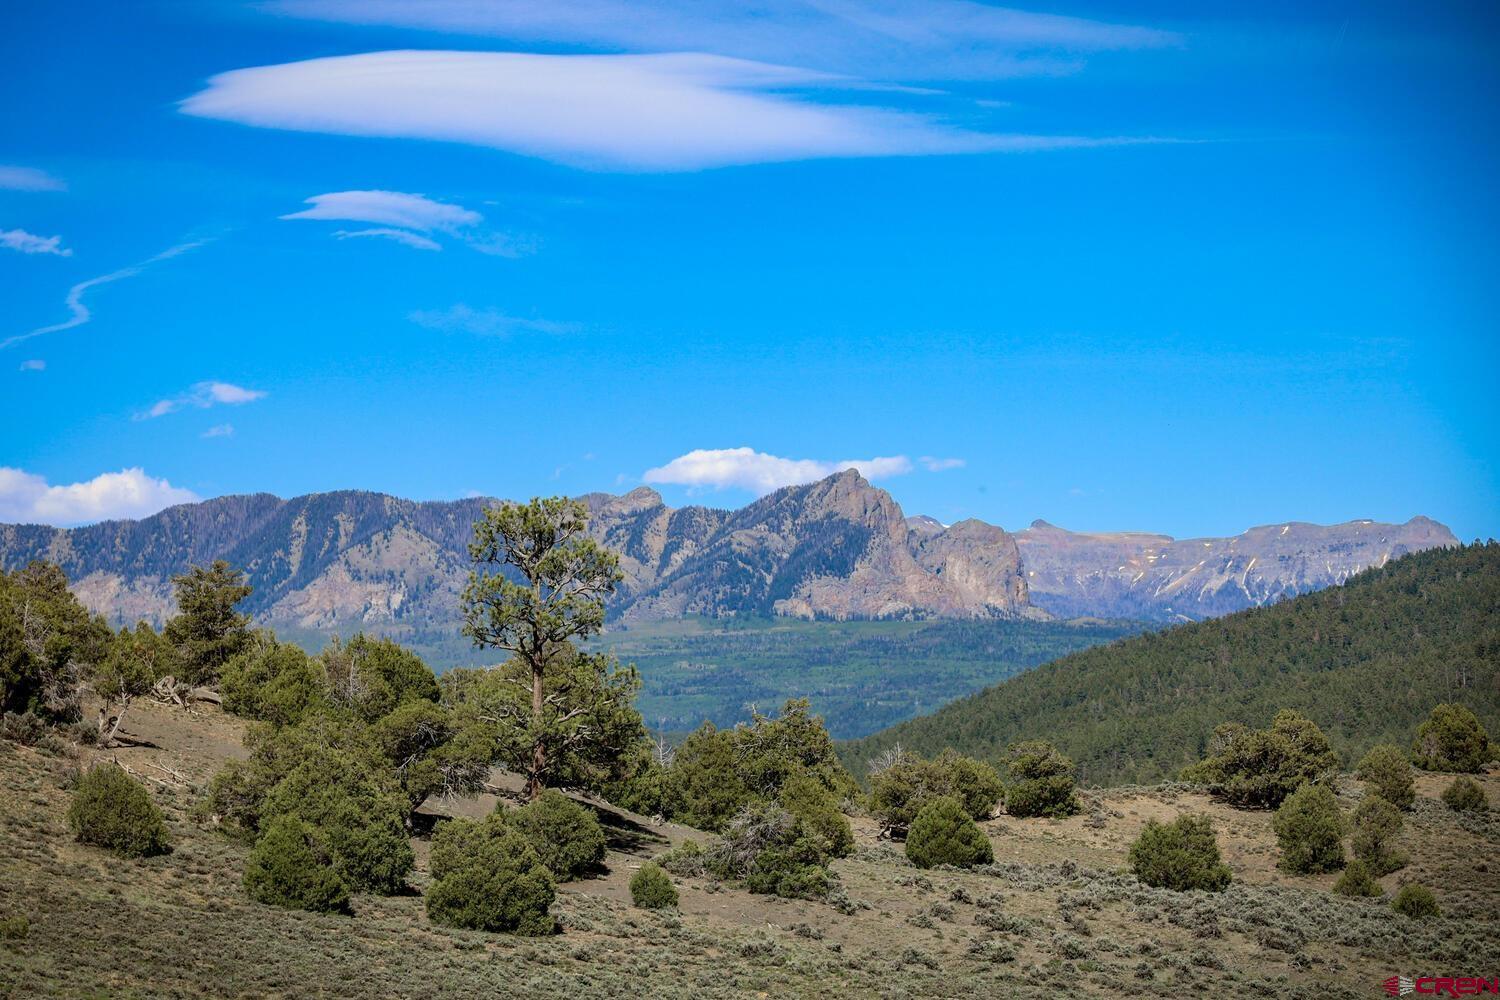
[2,700,1497,999]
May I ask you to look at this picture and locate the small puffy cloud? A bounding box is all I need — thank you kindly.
[205,383,264,404]
[281,189,521,253]
[919,456,965,471]
[1,229,72,257]
[0,165,65,192]
[409,304,575,337]
[144,381,267,419]
[181,51,1148,172]
[0,467,199,526]
[644,447,913,494]
[18,359,45,372]
[201,423,235,438]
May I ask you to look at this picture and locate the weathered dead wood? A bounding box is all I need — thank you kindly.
[116,760,183,789]
[147,677,222,709]
[144,759,189,784]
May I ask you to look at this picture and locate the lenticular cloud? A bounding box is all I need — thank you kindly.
[180,50,1110,171]
[281,190,483,233]
[263,0,1180,82]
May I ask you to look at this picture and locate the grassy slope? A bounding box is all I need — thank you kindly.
[841,543,1500,784]
[3,700,1499,998]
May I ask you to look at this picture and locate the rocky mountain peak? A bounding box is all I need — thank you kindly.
[906,515,946,537]
[592,485,664,515]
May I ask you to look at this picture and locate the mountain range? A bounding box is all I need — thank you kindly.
[1014,513,1458,621]
[0,470,1457,648]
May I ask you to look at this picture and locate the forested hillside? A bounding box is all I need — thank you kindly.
[841,543,1500,786]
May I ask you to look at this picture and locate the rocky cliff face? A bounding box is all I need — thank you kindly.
[0,471,1033,634]
[0,491,492,635]
[621,470,1033,621]
[1013,516,1460,621]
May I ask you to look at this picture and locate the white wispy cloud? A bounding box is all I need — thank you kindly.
[1,229,72,257]
[201,423,235,438]
[0,467,199,526]
[643,447,914,494]
[0,239,209,351]
[409,304,575,337]
[263,0,1180,81]
[18,359,45,372]
[281,189,523,253]
[0,165,66,192]
[283,189,481,231]
[333,227,442,251]
[143,381,267,419]
[919,456,965,471]
[180,51,1150,172]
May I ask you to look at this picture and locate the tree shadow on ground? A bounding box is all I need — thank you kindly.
[583,800,671,855]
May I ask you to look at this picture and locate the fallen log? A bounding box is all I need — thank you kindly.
[189,687,222,705]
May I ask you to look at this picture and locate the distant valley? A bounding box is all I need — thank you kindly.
[0,470,1456,662]
[594,615,1144,739]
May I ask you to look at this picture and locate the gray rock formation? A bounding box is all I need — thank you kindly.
[1014,515,1459,621]
[0,470,1033,633]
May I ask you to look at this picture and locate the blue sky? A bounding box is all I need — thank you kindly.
[1,0,1496,539]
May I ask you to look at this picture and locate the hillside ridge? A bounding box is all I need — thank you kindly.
[841,542,1500,786]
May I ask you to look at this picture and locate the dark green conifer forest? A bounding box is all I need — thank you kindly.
[843,543,1500,785]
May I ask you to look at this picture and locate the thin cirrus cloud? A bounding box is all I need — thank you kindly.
[18,360,45,372]
[0,164,66,192]
[282,189,526,255]
[0,466,199,527]
[180,50,1156,172]
[142,381,267,419]
[1,229,72,257]
[643,446,917,495]
[334,227,442,251]
[409,304,577,337]
[919,456,965,471]
[0,239,209,351]
[262,0,1181,81]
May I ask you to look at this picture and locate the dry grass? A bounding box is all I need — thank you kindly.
[2,701,1497,999]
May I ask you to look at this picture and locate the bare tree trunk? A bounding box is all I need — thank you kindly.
[96,700,129,749]
[526,659,546,800]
